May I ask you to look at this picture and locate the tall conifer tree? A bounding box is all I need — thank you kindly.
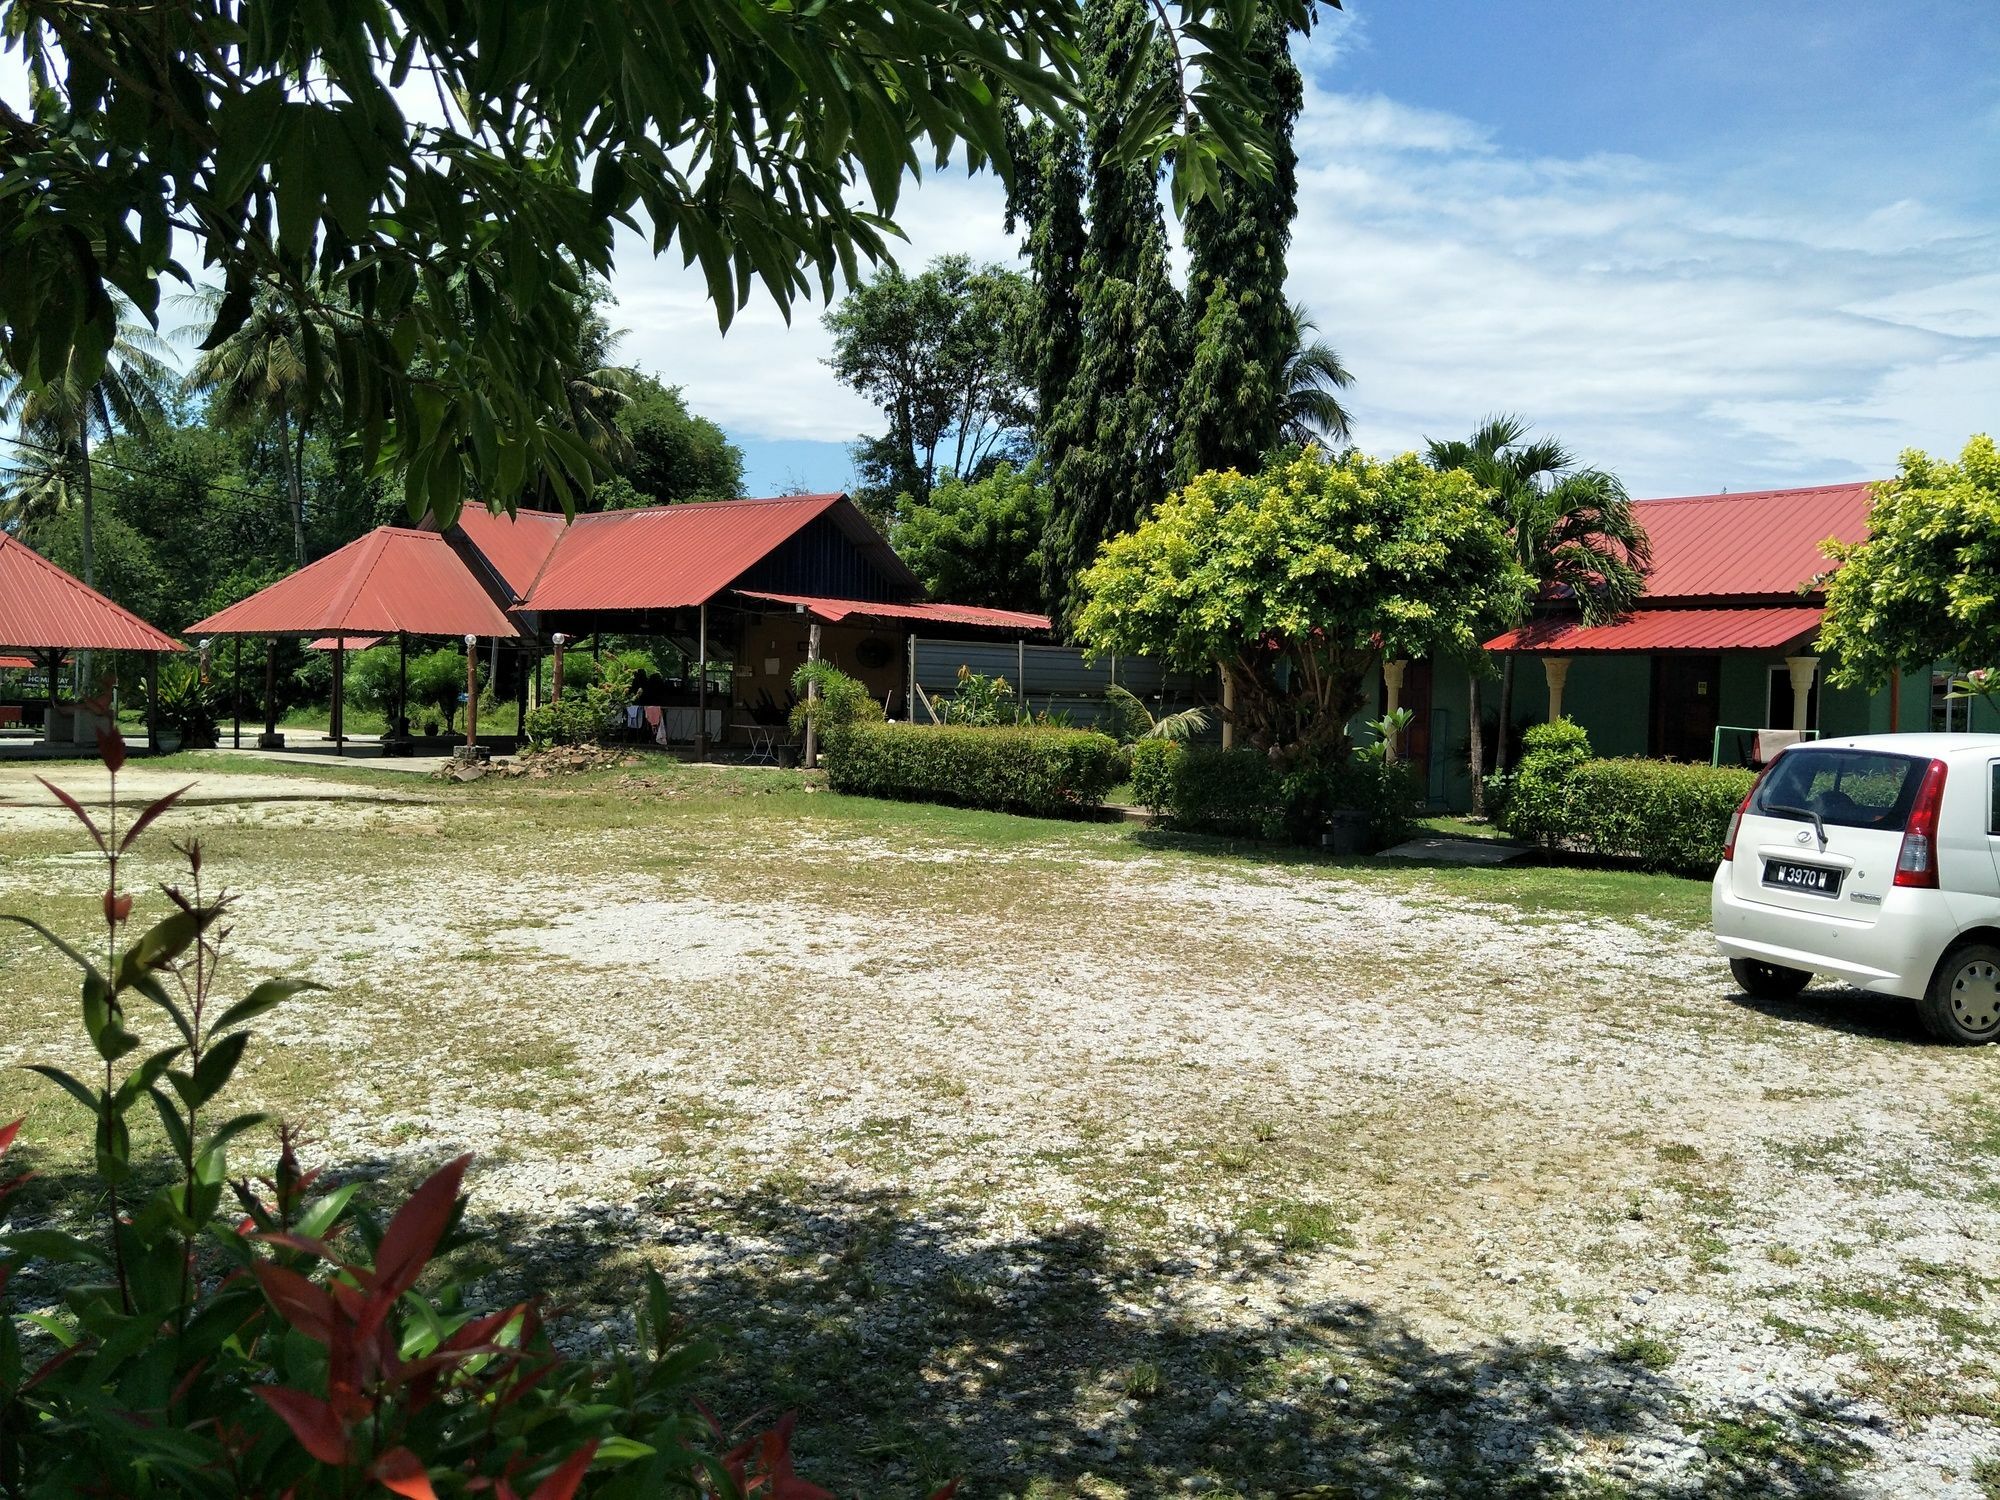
[1173,7,1305,483]
[1036,0,1185,629]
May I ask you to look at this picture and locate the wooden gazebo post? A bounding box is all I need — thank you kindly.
[695,603,708,760]
[551,633,567,703]
[803,617,821,770]
[260,637,282,749]
[144,652,161,756]
[463,634,478,750]
[332,637,346,755]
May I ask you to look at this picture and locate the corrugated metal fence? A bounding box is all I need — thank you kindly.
[910,637,1220,738]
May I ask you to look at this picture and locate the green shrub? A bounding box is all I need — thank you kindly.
[1149,746,1418,849]
[523,689,616,749]
[1501,724,1753,874]
[1161,747,1281,837]
[1274,755,1422,849]
[790,660,885,741]
[936,665,1014,726]
[1129,738,1180,815]
[823,721,1120,816]
[1503,717,1594,844]
[1562,758,1755,873]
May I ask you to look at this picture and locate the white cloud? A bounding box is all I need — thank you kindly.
[608,51,2000,498]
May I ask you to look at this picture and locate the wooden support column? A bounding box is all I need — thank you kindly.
[551,633,567,703]
[232,637,242,748]
[260,638,283,749]
[803,618,822,770]
[695,603,709,760]
[144,652,161,756]
[515,644,528,738]
[463,634,479,749]
[1220,665,1235,750]
[331,639,346,755]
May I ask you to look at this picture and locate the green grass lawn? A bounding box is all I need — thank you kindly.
[1,755,1990,1497]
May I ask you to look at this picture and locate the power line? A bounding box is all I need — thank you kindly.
[1,432,306,510]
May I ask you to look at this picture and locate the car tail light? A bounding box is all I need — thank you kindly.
[1722,759,1778,861]
[1894,758,1950,888]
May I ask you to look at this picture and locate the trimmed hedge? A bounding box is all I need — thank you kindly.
[1501,720,1753,874]
[823,721,1120,817]
[1137,744,1419,849]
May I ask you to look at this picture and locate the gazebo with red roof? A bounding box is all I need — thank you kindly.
[0,531,183,750]
[187,526,520,754]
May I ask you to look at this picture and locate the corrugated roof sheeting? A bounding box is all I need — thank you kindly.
[518,495,848,611]
[187,528,520,638]
[0,533,184,651]
[735,590,1051,632]
[1487,606,1825,654]
[1634,483,1874,600]
[442,506,569,602]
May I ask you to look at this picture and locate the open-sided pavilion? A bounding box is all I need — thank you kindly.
[186,526,521,753]
[0,531,183,751]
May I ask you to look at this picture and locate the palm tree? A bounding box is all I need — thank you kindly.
[1276,303,1355,448]
[0,299,171,588]
[1426,414,1651,810]
[182,287,341,566]
[556,298,639,504]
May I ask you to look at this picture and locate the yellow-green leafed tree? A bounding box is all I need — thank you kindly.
[1075,447,1528,760]
[1819,436,2000,689]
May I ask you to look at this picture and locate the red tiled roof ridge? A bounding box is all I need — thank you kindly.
[1634,480,1882,508]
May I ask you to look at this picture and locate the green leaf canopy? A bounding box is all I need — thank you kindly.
[1076,448,1528,756]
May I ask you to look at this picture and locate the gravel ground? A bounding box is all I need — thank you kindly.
[2,761,1998,1498]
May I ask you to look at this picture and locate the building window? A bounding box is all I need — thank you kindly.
[1766,666,1818,730]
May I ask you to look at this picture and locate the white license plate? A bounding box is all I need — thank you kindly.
[1763,859,1841,896]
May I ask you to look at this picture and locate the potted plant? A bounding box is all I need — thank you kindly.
[148,659,223,752]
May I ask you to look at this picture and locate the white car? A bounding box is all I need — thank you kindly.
[1712,733,2000,1044]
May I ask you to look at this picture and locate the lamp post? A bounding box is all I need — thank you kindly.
[551,632,568,704]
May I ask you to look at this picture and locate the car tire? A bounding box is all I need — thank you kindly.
[1730,957,1812,1000]
[1919,944,2000,1045]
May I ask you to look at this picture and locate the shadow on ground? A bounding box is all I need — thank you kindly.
[7,1145,1878,1500]
[476,1180,1876,1500]
[1726,982,1934,1045]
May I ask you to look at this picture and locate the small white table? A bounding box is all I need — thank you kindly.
[737,722,780,764]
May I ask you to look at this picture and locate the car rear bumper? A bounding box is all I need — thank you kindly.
[1710,868,1945,1000]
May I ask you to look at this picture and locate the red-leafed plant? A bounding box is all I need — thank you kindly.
[0,722,952,1499]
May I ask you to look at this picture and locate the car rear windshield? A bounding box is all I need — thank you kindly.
[1751,748,1927,832]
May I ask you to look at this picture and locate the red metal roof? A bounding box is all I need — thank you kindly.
[735,591,1052,633]
[307,635,385,651]
[1487,606,1824,654]
[187,528,520,639]
[1634,482,1875,601]
[0,532,183,652]
[512,495,919,612]
[0,654,37,670]
[442,506,568,603]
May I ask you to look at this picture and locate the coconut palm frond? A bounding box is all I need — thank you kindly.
[1148,704,1211,741]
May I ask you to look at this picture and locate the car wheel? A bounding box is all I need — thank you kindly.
[1919,944,2000,1045]
[1730,957,1812,1000]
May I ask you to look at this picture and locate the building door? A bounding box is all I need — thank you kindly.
[1652,654,1721,762]
[1399,660,1433,785]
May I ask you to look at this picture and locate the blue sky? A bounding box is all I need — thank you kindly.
[610,2,2000,499]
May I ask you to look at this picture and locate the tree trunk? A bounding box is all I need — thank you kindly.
[77,428,95,692]
[1468,673,1486,819]
[280,408,305,566]
[1494,654,1516,775]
